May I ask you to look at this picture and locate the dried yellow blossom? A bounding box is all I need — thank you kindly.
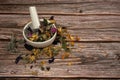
[29,37,34,41]
[48,48,52,57]
[29,55,35,62]
[61,52,70,59]
[68,62,72,66]
[46,32,50,37]
[70,36,74,41]
[61,54,65,59]
[32,49,40,55]
[29,33,39,41]
[31,71,38,75]
[58,27,62,33]
[40,61,46,66]
[67,34,74,41]
[42,46,53,57]
[49,20,56,24]
[70,41,74,46]
[66,34,75,46]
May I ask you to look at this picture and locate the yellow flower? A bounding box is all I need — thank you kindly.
[49,20,56,24]
[70,36,74,41]
[48,48,52,57]
[40,61,46,66]
[61,52,70,59]
[43,47,49,52]
[31,71,38,75]
[70,41,74,46]
[68,62,72,66]
[42,46,53,57]
[29,37,34,41]
[29,33,39,41]
[32,49,39,55]
[67,34,74,41]
[66,34,75,46]
[46,32,50,38]
[61,54,64,59]
[70,35,74,41]
[58,27,62,33]
[29,55,35,62]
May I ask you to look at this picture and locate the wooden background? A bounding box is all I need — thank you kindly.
[0,0,120,79]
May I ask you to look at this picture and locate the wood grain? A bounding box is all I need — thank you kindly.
[0,58,119,78]
[0,27,120,41]
[0,0,120,79]
[0,0,120,4]
[0,14,120,41]
[0,1,120,14]
[0,15,120,28]
[0,41,120,56]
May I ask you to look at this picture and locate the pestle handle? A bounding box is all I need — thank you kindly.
[29,6,40,30]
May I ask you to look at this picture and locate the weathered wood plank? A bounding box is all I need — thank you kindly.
[0,15,120,28]
[0,0,120,4]
[0,0,119,78]
[0,29,120,42]
[0,58,119,78]
[0,24,120,41]
[0,41,119,59]
[0,15,120,41]
[0,42,120,78]
[0,1,120,14]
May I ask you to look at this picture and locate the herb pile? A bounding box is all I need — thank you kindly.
[25,17,57,42]
[7,16,80,71]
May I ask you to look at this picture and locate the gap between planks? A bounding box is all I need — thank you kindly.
[0,13,120,16]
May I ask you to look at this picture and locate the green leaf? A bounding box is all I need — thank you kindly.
[43,19,49,26]
[7,33,18,53]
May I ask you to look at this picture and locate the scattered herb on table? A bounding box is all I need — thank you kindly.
[7,16,79,71]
